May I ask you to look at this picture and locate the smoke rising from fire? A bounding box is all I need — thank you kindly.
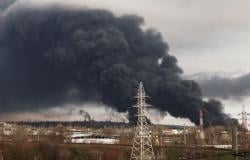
[0,3,234,126]
[197,73,250,100]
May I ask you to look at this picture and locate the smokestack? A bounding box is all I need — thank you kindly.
[199,110,205,140]
[200,109,204,130]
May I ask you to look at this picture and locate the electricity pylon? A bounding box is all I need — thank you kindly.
[130,82,155,160]
[238,105,250,131]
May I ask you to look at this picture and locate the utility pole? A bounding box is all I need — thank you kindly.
[0,149,3,160]
[98,151,103,160]
[130,82,155,160]
[232,127,239,160]
[37,133,40,142]
[183,124,187,147]
[232,127,246,159]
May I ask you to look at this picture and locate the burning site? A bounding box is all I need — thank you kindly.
[0,0,250,160]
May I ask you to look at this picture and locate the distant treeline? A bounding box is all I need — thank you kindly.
[7,120,186,129]
[11,120,131,128]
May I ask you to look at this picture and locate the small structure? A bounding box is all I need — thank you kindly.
[2,122,15,136]
[68,132,119,144]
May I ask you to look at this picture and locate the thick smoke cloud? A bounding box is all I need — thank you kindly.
[198,74,250,100]
[79,109,91,121]
[0,0,15,10]
[0,4,232,126]
[41,107,90,120]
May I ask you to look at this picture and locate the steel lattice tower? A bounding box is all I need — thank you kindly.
[130,82,155,160]
[238,105,250,131]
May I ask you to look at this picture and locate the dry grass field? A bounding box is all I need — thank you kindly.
[0,142,249,160]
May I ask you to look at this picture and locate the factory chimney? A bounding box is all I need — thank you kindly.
[199,110,205,140]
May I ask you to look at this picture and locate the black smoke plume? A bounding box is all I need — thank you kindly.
[197,74,250,100]
[79,109,91,121]
[0,3,233,126]
[0,0,15,10]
